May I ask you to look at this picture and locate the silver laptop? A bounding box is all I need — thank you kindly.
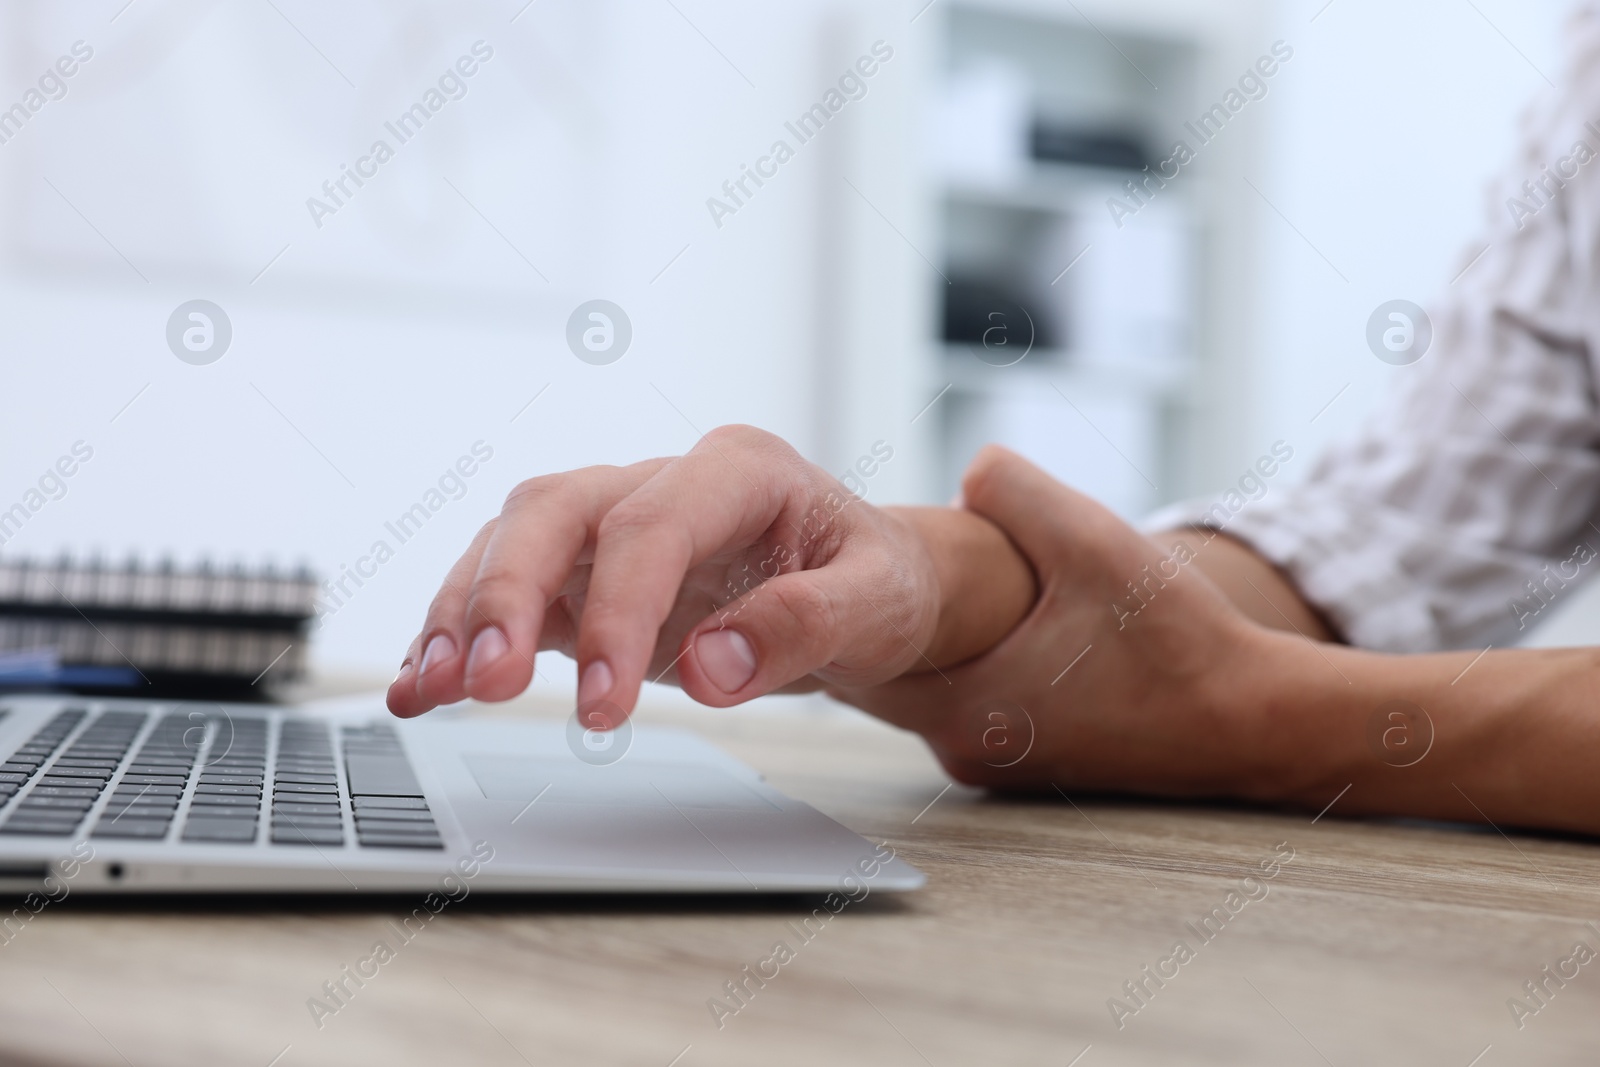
[0,695,924,895]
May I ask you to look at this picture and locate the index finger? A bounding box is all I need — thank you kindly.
[573,426,817,719]
[393,459,669,716]
[453,459,672,703]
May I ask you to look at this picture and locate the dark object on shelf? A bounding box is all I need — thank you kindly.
[942,277,1057,361]
[1030,122,1148,171]
[0,557,318,700]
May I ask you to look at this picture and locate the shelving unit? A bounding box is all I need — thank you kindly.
[790,0,1267,516]
[924,1,1209,518]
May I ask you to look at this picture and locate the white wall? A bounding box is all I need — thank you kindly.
[1249,0,1562,460]
[1248,0,1593,643]
[0,0,907,678]
[1,0,1591,687]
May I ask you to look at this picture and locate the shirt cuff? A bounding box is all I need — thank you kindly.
[1141,491,1514,653]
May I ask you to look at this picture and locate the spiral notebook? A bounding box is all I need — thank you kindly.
[0,557,318,699]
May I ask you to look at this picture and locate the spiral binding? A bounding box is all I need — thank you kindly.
[0,556,319,691]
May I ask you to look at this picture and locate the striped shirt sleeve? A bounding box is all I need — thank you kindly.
[1146,7,1600,652]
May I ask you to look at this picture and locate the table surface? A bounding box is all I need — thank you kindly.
[1,686,1598,1067]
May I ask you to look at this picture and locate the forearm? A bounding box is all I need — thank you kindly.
[1149,527,1336,641]
[879,513,1321,674]
[1232,630,1600,834]
[885,506,1037,669]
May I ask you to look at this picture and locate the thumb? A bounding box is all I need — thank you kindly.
[958,446,1128,568]
[673,563,928,708]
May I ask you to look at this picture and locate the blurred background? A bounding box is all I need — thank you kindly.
[0,0,1588,694]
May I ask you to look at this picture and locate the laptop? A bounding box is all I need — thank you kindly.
[0,694,925,895]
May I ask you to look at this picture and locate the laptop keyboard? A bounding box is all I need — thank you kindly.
[0,706,442,849]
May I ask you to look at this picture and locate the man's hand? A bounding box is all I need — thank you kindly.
[839,446,1276,794]
[848,447,1600,838]
[386,425,1033,722]
[389,425,1600,835]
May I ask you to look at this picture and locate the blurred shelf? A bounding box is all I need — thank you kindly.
[901,0,1256,513]
[940,164,1199,216]
[937,345,1192,397]
[945,0,1246,44]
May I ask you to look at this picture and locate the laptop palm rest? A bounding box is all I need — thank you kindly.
[462,753,779,812]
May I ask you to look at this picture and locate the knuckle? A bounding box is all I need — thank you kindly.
[596,498,672,542]
[570,594,636,650]
[703,423,791,459]
[465,563,520,609]
[503,474,569,512]
[421,584,467,628]
[765,579,839,641]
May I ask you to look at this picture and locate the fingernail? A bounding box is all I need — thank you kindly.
[392,660,414,688]
[465,627,510,681]
[696,629,757,694]
[578,659,614,706]
[420,633,457,676]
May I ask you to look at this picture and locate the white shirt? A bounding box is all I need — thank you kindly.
[1151,7,1600,652]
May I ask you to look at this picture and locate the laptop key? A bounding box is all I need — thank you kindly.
[119,774,188,786]
[273,802,345,817]
[38,777,108,790]
[272,796,337,812]
[93,819,171,839]
[197,775,262,786]
[15,810,90,824]
[275,816,343,831]
[274,783,338,795]
[356,819,439,834]
[1,822,80,835]
[16,796,95,810]
[110,786,184,799]
[272,826,344,845]
[29,786,102,799]
[105,807,179,823]
[274,773,338,785]
[344,755,423,797]
[0,773,28,784]
[39,767,112,780]
[195,784,262,796]
[357,833,443,849]
[352,797,429,811]
[188,805,260,819]
[5,809,84,823]
[107,793,180,807]
[353,807,434,823]
[182,820,258,843]
[187,793,258,807]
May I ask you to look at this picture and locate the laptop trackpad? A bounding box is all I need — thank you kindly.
[461,753,779,812]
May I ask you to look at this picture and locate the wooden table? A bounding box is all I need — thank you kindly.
[1,687,1597,1066]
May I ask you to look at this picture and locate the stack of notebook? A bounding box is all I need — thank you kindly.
[0,557,318,699]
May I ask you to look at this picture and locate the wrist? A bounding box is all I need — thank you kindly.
[882,505,1037,669]
[1194,623,1345,803]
